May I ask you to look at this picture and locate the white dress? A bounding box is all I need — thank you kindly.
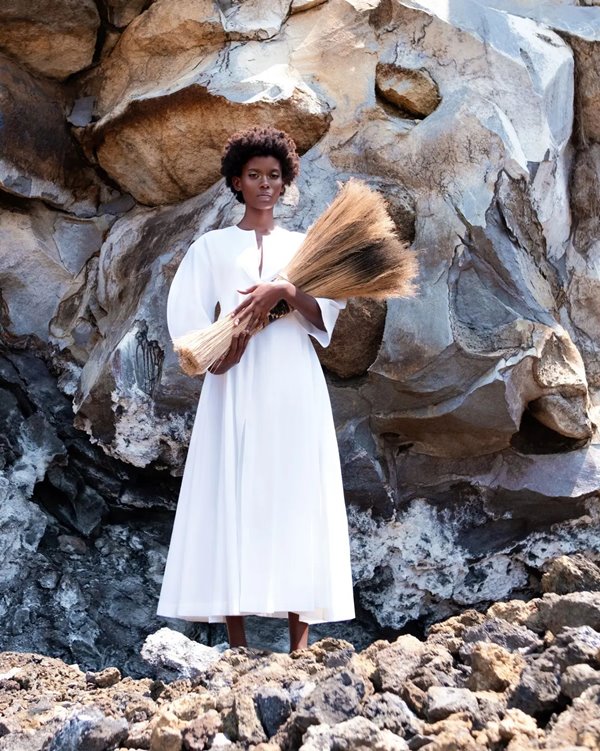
[157,224,355,625]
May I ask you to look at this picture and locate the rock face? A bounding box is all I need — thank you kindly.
[1,0,600,667]
[2,588,600,750]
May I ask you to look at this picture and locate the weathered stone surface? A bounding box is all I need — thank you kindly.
[0,56,110,215]
[0,0,99,79]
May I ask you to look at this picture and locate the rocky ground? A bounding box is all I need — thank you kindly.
[1,555,600,751]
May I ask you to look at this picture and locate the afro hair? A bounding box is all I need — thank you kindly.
[220,126,300,203]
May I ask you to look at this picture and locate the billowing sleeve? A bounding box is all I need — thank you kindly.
[166,235,218,340]
[293,297,346,348]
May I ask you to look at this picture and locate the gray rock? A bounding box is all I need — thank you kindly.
[425,686,479,722]
[44,709,128,751]
[291,669,367,735]
[254,685,292,738]
[459,617,543,656]
[140,627,227,681]
[362,692,423,737]
[561,664,600,699]
[507,652,562,716]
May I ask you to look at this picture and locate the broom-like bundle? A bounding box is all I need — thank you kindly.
[173,179,418,376]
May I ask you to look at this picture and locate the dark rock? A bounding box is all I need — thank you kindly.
[507,652,562,716]
[254,685,292,738]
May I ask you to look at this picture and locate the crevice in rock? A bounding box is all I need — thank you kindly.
[511,409,589,454]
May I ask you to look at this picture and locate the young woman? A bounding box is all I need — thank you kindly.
[157,126,355,652]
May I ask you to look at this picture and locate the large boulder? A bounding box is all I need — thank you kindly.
[0,0,99,80]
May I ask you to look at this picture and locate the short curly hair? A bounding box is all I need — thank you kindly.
[220,126,300,203]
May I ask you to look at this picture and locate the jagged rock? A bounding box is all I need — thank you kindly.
[45,708,128,751]
[0,55,110,215]
[361,692,422,738]
[542,554,600,594]
[561,664,600,699]
[140,628,227,682]
[459,618,542,656]
[0,0,99,80]
[526,592,600,634]
[466,643,525,692]
[254,686,292,738]
[544,684,600,749]
[507,651,562,716]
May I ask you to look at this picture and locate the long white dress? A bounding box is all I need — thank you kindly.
[157,224,355,625]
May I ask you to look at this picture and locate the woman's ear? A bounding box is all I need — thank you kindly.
[232,175,242,192]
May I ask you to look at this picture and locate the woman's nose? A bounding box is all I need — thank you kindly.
[259,174,269,186]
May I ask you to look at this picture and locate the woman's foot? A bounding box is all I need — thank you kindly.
[225,615,247,647]
[288,612,309,652]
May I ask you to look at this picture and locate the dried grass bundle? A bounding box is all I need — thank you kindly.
[174,179,418,376]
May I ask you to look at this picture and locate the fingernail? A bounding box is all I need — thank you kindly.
[234,318,240,326]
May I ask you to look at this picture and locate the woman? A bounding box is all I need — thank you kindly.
[157,126,355,652]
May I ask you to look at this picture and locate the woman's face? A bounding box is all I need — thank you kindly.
[232,155,284,209]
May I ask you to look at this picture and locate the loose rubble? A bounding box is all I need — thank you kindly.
[2,571,600,751]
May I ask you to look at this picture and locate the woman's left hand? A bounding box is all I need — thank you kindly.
[232,280,292,333]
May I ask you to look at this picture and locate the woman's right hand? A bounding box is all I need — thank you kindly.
[207,325,251,375]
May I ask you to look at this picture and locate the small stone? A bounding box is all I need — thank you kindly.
[181,710,221,751]
[149,710,184,751]
[86,666,122,688]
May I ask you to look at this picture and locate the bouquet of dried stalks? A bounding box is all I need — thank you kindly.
[173,179,418,376]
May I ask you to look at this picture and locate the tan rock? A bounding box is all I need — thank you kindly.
[93,0,225,116]
[542,554,600,595]
[84,67,331,205]
[0,0,99,79]
[376,63,441,117]
[466,643,525,692]
[150,710,184,751]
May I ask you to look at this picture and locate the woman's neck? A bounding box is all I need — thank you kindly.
[236,207,276,235]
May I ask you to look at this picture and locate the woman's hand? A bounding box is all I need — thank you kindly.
[232,280,293,333]
[207,327,251,375]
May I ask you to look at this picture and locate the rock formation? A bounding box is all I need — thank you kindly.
[1,0,600,666]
